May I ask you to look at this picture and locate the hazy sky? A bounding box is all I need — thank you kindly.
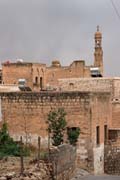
[0,0,120,76]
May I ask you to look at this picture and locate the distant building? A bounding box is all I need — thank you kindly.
[2,27,103,91]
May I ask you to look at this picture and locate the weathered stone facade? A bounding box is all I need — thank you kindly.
[50,144,76,180]
[1,27,120,175]
[59,77,120,132]
[0,91,111,173]
[2,62,46,91]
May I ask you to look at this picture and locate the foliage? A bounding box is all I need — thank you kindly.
[67,127,80,145]
[47,108,67,146]
[0,122,30,158]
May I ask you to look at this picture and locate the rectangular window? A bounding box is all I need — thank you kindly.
[0,97,2,121]
[96,126,100,145]
[109,130,118,141]
[104,125,108,144]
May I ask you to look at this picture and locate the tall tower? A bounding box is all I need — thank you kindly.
[94,26,103,76]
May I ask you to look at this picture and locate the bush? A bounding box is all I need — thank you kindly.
[0,122,30,158]
[67,127,80,145]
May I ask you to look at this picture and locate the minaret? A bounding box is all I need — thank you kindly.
[94,26,103,76]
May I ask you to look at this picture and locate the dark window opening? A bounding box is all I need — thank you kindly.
[0,76,2,84]
[69,83,74,88]
[96,126,100,145]
[35,76,38,84]
[19,86,32,91]
[104,125,108,144]
[67,127,77,131]
[109,130,118,141]
[40,77,43,90]
[91,74,102,77]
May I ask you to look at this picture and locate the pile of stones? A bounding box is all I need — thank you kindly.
[0,160,51,180]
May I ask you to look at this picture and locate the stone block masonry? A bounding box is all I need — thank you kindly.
[50,144,76,180]
[104,144,120,175]
[0,91,111,172]
[0,92,91,147]
[58,77,120,99]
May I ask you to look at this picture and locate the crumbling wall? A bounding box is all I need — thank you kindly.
[104,143,120,175]
[50,144,76,180]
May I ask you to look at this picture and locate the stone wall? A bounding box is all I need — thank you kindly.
[0,85,20,92]
[2,62,46,91]
[32,63,46,91]
[2,63,33,88]
[0,91,111,172]
[50,144,76,180]
[58,77,120,98]
[93,144,104,175]
[0,92,91,147]
[90,93,111,174]
[104,143,120,175]
[111,102,120,129]
[46,61,91,89]
[2,60,92,91]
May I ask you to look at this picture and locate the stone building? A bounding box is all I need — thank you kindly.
[0,27,119,174]
[58,77,120,138]
[2,27,103,91]
[0,90,111,174]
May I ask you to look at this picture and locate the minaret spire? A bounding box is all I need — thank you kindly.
[94,26,103,76]
[97,25,99,32]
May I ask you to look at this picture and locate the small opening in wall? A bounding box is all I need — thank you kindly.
[109,130,118,141]
[104,125,108,144]
[96,126,100,145]
[69,83,74,88]
[35,76,38,84]
[40,77,43,90]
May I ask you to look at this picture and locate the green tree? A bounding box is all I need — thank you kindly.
[47,108,67,146]
[0,122,9,144]
[0,122,30,157]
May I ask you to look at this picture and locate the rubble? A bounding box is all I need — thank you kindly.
[0,157,51,180]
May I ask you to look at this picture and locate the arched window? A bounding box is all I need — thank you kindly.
[35,76,38,84]
[69,83,74,89]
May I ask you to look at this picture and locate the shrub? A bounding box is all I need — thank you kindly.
[67,127,80,145]
[0,122,30,158]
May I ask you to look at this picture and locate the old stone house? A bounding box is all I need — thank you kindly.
[0,90,111,174]
[0,27,119,174]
